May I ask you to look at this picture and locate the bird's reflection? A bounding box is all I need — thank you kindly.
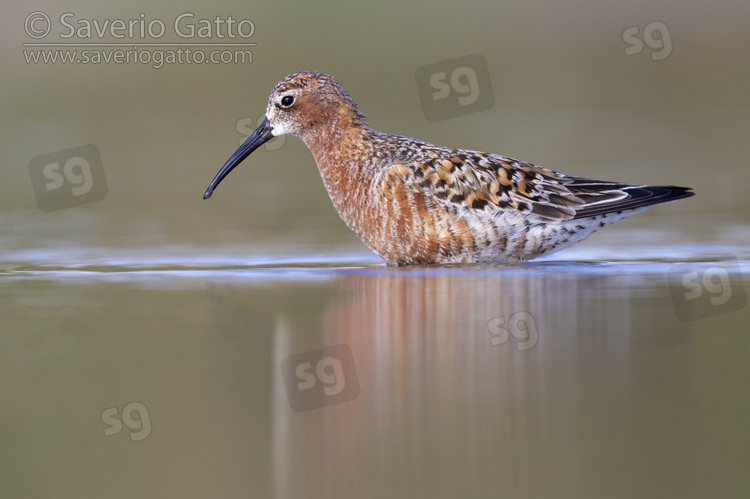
[260,268,642,498]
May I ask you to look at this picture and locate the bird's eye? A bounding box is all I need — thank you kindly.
[280,95,295,108]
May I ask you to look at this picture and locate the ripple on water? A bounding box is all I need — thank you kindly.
[0,241,748,288]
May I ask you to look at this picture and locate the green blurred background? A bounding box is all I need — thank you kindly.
[3,0,749,251]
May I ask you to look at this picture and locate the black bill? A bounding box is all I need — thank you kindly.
[203,116,275,199]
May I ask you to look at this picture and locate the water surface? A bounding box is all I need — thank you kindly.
[2,237,748,498]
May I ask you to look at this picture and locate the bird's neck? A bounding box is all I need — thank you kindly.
[298,117,379,239]
[300,115,374,181]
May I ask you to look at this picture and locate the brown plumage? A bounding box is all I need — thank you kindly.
[204,71,694,265]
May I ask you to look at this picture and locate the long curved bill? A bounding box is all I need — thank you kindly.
[203,116,275,199]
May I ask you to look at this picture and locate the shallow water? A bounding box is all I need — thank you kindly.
[2,235,749,499]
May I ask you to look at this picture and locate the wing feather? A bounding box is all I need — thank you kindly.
[378,137,694,222]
